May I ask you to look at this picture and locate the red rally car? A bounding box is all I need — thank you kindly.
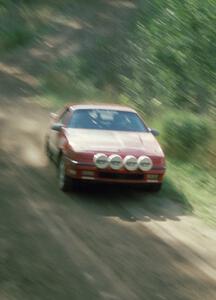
[45,104,166,192]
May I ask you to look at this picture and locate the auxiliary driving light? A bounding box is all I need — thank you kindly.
[93,153,109,169]
[108,154,123,170]
[138,156,153,171]
[123,155,138,171]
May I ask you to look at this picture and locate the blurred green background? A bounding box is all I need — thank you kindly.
[0,0,215,224]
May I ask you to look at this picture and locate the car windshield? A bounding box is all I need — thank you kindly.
[68,109,148,132]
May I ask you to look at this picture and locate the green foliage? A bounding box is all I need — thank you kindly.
[163,113,212,159]
[0,27,32,50]
[3,0,215,116]
[167,160,216,226]
[80,37,120,89]
[0,0,36,51]
[42,56,101,100]
[120,0,216,114]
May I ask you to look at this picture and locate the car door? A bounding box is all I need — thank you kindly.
[49,108,71,158]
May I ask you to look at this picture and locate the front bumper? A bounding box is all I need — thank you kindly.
[65,158,165,184]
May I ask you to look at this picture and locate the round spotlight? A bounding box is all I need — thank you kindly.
[123,155,138,171]
[93,153,109,169]
[138,155,153,171]
[108,154,123,170]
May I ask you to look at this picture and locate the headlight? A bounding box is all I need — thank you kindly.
[93,153,109,169]
[123,155,138,171]
[108,154,123,170]
[138,155,153,171]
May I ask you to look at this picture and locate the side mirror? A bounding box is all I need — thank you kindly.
[149,128,160,136]
[52,123,63,131]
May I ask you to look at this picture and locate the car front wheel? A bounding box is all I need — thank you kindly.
[58,156,71,192]
[45,138,52,160]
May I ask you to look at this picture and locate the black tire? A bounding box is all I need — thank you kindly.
[45,138,52,160]
[58,155,71,192]
[146,183,162,192]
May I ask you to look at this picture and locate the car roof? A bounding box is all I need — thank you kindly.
[67,103,136,113]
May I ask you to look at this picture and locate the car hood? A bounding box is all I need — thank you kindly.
[65,129,164,157]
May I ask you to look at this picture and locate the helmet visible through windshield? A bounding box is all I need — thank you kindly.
[68,109,148,132]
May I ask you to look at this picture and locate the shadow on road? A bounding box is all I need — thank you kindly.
[65,178,193,224]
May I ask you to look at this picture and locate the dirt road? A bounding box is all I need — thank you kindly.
[1,68,216,300]
[0,2,216,299]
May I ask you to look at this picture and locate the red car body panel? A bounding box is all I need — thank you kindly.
[65,128,164,164]
[49,104,166,185]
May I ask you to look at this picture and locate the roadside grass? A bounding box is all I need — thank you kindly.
[165,161,216,226]
[147,113,216,226]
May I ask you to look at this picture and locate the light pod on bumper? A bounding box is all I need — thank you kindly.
[123,155,138,171]
[138,155,153,171]
[108,154,123,170]
[93,153,109,169]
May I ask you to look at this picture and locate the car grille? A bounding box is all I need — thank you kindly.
[98,172,144,180]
